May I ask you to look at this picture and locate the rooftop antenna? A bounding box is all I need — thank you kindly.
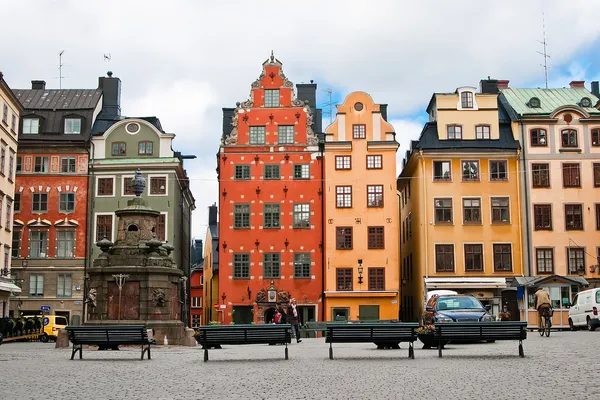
[537,11,551,89]
[103,53,112,64]
[58,50,65,89]
[320,88,335,125]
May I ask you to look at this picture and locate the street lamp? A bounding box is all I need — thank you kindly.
[112,274,129,323]
[357,259,364,285]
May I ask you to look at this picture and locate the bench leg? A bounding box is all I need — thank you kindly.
[148,344,151,360]
[329,341,333,360]
[409,342,414,359]
[519,341,524,358]
[204,347,209,362]
[285,342,289,360]
[438,338,443,358]
[71,344,82,360]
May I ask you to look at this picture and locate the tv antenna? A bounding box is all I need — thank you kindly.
[320,88,336,125]
[537,11,551,89]
[58,50,66,89]
[104,53,112,63]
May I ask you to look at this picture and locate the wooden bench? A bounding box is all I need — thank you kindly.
[65,325,151,360]
[325,322,419,359]
[301,321,328,338]
[434,322,527,358]
[196,324,292,362]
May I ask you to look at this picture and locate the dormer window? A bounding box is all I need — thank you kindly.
[138,141,153,155]
[22,118,39,134]
[460,91,473,108]
[264,89,280,108]
[580,97,592,108]
[64,118,81,134]
[447,125,462,139]
[112,142,126,156]
[528,97,541,108]
[475,125,490,139]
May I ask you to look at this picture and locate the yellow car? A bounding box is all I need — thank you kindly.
[23,315,69,342]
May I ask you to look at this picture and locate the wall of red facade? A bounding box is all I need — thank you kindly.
[190,269,203,327]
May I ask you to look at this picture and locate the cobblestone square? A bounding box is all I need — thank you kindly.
[2,331,599,399]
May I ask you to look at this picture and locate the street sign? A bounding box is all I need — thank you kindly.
[40,306,51,311]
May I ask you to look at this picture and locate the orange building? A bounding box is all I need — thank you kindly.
[217,54,324,325]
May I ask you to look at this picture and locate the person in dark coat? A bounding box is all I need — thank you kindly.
[287,298,302,343]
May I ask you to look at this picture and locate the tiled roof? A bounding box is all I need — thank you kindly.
[500,87,600,116]
[415,122,520,152]
[13,89,102,110]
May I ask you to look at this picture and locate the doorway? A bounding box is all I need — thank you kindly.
[298,305,316,325]
[264,307,276,324]
[359,305,380,321]
[501,289,519,321]
[232,306,253,324]
[331,307,349,322]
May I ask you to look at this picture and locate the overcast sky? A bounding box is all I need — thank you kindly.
[2,0,600,239]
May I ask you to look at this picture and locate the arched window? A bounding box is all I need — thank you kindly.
[591,128,600,147]
[529,97,541,108]
[460,91,473,108]
[580,97,592,108]
[530,129,547,146]
[561,129,578,148]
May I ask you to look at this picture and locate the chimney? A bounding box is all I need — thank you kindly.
[208,203,218,226]
[97,72,121,119]
[31,80,46,90]
[380,104,388,122]
[570,80,585,88]
[480,79,499,94]
[496,80,510,90]
[296,81,317,109]
[193,239,204,264]
[590,81,599,97]
[222,108,235,137]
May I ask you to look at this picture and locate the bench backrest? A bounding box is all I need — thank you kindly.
[305,321,328,330]
[197,324,292,345]
[66,325,148,344]
[326,323,418,341]
[434,322,527,340]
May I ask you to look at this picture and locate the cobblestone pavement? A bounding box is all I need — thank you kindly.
[1,330,599,399]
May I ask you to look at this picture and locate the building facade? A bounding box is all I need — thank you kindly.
[202,203,219,324]
[0,72,23,316]
[11,79,102,323]
[189,238,203,327]
[218,54,323,325]
[399,83,523,321]
[323,92,400,321]
[499,80,600,328]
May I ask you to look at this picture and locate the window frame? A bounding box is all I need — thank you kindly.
[293,203,310,228]
[96,177,115,197]
[56,230,76,258]
[533,204,552,231]
[530,128,548,146]
[567,247,585,274]
[366,185,384,208]
[352,124,366,139]
[461,160,480,181]
[462,197,482,225]
[565,204,583,231]
[447,125,462,139]
[233,253,251,279]
[263,164,281,180]
[263,203,280,229]
[367,226,385,249]
[138,141,153,155]
[433,160,452,181]
[249,126,266,145]
[335,155,352,170]
[592,128,600,147]
[14,193,20,213]
[535,248,554,274]
[562,163,581,188]
[491,197,510,224]
[264,89,280,108]
[434,198,453,224]
[560,129,578,148]
[593,163,600,188]
[596,204,600,230]
[58,192,76,213]
[335,227,353,250]
[464,243,484,272]
[95,213,114,242]
[335,186,352,208]
[493,243,513,272]
[34,156,49,173]
[475,124,490,139]
[28,229,49,258]
[366,155,382,170]
[60,157,77,173]
[489,160,508,181]
[435,244,455,272]
[149,176,167,196]
[293,253,311,279]
[233,204,251,229]
[368,267,385,291]
[32,193,48,213]
[155,213,167,241]
[531,163,550,188]
[234,165,251,180]
[29,274,44,296]
[111,142,126,156]
[461,91,474,108]
[293,164,310,180]
[22,117,40,134]
[336,268,353,291]
[277,125,294,144]
[263,253,281,279]
[64,118,82,135]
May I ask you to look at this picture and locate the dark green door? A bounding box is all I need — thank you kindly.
[359,305,380,321]
[232,306,253,324]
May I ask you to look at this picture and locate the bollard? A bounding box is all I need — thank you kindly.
[55,329,70,348]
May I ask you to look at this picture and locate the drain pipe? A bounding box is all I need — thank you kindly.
[319,138,326,322]
[82,139,95,324]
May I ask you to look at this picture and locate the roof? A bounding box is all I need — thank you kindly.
[414,122,520,152]
[92,116,165,136]
[500,87,600,116]
[13,89,102,110]
[513,275,589,287]
[91,157,181,166]
[0,74,24,112]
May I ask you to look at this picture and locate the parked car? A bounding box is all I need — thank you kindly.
[568,288,600,331]
[423,294,495,325]
[23,315,68,342]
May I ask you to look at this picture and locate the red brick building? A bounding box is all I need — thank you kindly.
[218,54,324,325]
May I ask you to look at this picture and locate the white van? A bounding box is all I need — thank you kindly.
[568,288,600,331]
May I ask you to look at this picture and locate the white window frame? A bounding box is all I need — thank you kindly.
[95,175,115,197]
[148,174,168,196]
[94,212,115,242]
[64,118,82,134]
[121,174,135,197]
[56,230,76,258]
[22,118,39,134]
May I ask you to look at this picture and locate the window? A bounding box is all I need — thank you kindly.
[277,125,294,144]
[464,244,483,272]
[234,165,250,180]
[56,274,73,297]
[493,244,512,271]
[533,205,552,230]
[435,244,454,272]
[64,118,81,134]
[532,164,550,188]
[293,203,310,228]
[112,142,126,155]
[58,157,75,173]
[150,176,167,195]
[55,230,76,258]
[263,253,280,279]
[461,160,479,181]
[59,193,75,213]
[263,204,280,228]
[16,156,22,173]
[1,104,7,124]
[408,213,412,237]
[530,129,547,146]
[22,118,39,134]
[433,161,451,181]
[594,163,600,187]
[12,230,21,258]
[567,247,585,274]
[476,125,490,139]
[561,163,581,188]
[294,253,311,278]
[565,204,583,230]
[138,141,153,155]
[191,297,202,308]
[536,248,554,274]
[489,160,507,181]
[34,156,49,173]
[233,253,250,279]
[264,89,280,107]
[155,214,166,241]
[368,268,385,291]
[32,193,48,212]
[368,226,384,249]
[491,197,510,224]
[461,91,473,108]
[336,268,352,291]
[561,129,578,148]
[335,156,351,170]
[529,97,541,108]
[123,176,135,196]
[366,155,382,169]
[14,193,20,213]
[8,152,13,180]
[11,113,16,132]
[447,125,462,139]
[597,204,600,230]
[97,177,114,196]
[96,215,113,241]
[0,147,5,175]
[4,199,10,228]
[592,128,600,147]
[336,227,353,250]
[264,164,280,180]
[29,230,48,258]
[293,164,310,179]
[462,198,481,224]
[29,274,44,296]
[434,198,453,224]
[367,185,383,207]
[249,126,266,144]
[234,204,250,228]
[191,315,201,327]
[3,248,8,272]
[335,186,352,208]
[353,124,366,139]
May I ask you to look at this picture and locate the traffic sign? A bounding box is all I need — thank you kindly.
[40,306,51,311]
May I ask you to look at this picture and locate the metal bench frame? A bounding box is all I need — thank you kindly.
[66,325,151,360]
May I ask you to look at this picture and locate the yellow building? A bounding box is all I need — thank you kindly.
[399,84,523,321]
[202,203,220,324]
[323,92,399,321]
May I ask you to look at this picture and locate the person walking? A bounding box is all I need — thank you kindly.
[287,298,302,343]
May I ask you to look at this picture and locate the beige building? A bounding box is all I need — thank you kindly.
[0,72,23,316]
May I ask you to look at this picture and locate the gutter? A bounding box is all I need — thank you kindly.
[519,123,532,277]
[419,150,428,320]
[82,138,95,324]
[320,137,326,322]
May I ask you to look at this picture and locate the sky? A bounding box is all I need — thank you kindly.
[2,0,600,239]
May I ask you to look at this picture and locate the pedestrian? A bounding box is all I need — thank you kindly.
[287,298,302,343]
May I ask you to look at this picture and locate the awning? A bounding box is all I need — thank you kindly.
[425,277,507,289]
[513,275,588,287]
[0,281,21,294]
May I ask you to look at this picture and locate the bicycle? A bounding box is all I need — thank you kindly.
[539,308,553,337]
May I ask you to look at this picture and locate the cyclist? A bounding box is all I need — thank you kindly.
[534,287,552,332]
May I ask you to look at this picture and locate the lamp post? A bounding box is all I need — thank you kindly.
[357,259,364,289]
[112,274,129,323]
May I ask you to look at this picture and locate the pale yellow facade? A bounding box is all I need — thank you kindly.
[323,92,400,321]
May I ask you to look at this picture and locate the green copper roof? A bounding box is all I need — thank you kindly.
[501,87,600,116]
[92,157,180,165]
